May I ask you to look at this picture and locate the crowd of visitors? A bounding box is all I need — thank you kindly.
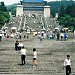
[0,15,73,75]
[15,40,37,67]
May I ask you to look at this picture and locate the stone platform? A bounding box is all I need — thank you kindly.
[0,35,75,75]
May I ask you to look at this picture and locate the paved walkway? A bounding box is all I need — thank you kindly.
[0,16,75,75]
[0,34,75,75]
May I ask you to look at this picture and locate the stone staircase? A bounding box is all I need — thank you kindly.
[25,17,61,32]
[1,15,75,75]
[26,16,42,31]
[7,15,61,32]
[0,36,75,75]
[44,17,62,30]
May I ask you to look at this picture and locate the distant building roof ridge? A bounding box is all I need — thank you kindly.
[20,0,43,2]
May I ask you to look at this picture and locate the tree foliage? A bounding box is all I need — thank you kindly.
[7,3,20,16]
[58,4,75,30]
[65,4,75,17]
[0,2,7,12]
[0,2,10,29]
[47,1,75,30]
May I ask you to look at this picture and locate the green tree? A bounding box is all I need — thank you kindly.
[0,14,5,28]
[58,3,75,30]
[11,8,16,15]
[65,4,75,17]
[3,12,10,22]
[0,2,7,12]
[0,2,10,29]
[7,3,20,16]
[58,14,75,29]
[59,5,66,18]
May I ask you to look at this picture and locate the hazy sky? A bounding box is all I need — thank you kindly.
[0,0,53,5]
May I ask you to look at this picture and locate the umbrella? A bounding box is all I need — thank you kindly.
[54,27,59,30]
[11,27,17,30]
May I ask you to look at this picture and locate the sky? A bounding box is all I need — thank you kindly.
[0,0,52,5]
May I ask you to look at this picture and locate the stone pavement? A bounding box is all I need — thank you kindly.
[0,34,75,75]
[0,16,75,75]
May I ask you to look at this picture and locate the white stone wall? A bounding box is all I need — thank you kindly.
[16,5,51,18]
[44,6,50,18]
[16,5,23,17]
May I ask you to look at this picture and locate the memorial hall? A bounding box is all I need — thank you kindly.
[16,0,50,17]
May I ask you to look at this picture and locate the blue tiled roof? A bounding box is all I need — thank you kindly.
[20,0,43,2]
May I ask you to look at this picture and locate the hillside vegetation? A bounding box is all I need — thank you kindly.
[0,2,10,29]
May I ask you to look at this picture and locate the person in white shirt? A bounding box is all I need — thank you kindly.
[60,32,64,41]
[0,33,2,41]
[20,46,26,65]
[64,55,71,75]
[32,48,37,67]
[18,41,24,50]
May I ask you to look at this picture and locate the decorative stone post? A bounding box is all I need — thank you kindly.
[16,5,23,17]
[44,6,50,18]
[55,13,58,21]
